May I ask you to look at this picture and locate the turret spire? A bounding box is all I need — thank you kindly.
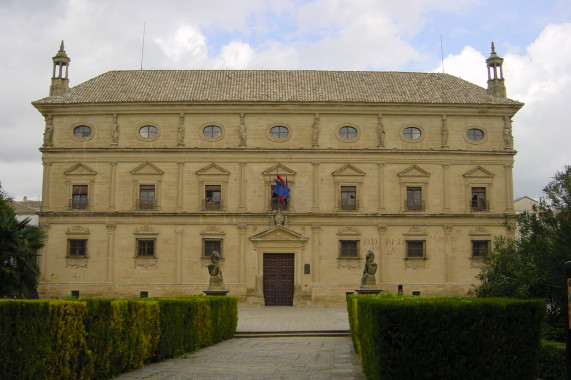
[486,41,506,98]
[49,40,71,97]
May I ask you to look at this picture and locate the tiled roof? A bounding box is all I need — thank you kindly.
[13,201,41,214]
[33,70,523,106]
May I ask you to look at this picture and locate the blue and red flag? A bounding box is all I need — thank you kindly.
[273,175,290,200]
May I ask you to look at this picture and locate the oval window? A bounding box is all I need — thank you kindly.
[467,128,484,141]
[403,127,421,140]
[339,126,357,139]
[270,126,289,139]
[139,125,157,138]
[73,125,92,138]
[203,125,222,138]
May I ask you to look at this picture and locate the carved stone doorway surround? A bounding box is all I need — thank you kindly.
[249,225,309,306]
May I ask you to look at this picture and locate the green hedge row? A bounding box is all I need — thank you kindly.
[0,296,237,380]
[347,294,545,380]
[538,340,566,380]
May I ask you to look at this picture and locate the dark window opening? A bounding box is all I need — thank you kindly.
[406,187,422,211]
[471,187,488,211]
[139,184,156,210]
[137,239,155,257]
[203,239,222,257]
[406,240,425,258]
[68,239,87,257]
[205,185,221,210]
[72,185,88,209]
[340,240,359,258]
[340,186,357,210]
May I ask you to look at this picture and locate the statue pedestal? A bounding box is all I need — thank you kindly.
[204,276,229,296]
[355,288,383,295]
[203,289,229,296]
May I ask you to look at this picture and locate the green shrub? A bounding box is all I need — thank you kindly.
[0,296,238,379]
[538,340,565,380]
[348,295,545,380]
[0,300,52,380]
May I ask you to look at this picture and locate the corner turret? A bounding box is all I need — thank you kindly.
[486,42,506,98]
[49,41,70,97]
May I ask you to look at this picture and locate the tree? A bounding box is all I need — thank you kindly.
[0,185,44,298]
[476,165,571,329]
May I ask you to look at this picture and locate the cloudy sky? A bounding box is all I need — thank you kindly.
[0,0,570,201]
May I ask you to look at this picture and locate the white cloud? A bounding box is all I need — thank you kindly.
[154,25,208,65]
[214,42,256,69]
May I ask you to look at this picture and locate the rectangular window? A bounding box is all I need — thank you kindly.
[139,185,156,210]
[71,185,88,209]
[68,239,87,257]
[406,240,425,258]
[406,187,422,211]
[471,187,487,211]
[205,185,221,210]
[137,239,155,257]
[340,240,359,258]
[340,186,357,210]
[271,184,289,210]
[472,240,490,258]
[203,239,222,257]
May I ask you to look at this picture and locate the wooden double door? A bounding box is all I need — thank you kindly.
[263,253,294,306]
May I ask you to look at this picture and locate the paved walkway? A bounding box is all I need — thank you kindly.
[115,307,364,380]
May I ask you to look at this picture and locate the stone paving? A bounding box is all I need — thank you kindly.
[115,306,364,380]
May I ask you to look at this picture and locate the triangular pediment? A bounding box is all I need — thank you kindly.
[332,164,365,177]
[463,166,494,178]
[131,162,164,175]
[249,225,308,242]
[262,164,296,177]
[196,163,230,176]
[64,163,97,176]
[398,165,430,177]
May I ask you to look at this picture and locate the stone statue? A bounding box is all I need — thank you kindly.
[43,115,53,147]
[441,115,448,147]
[177,113,185,146]
[377,114,385,147]
[503,116,513,149]
[312,113,320,147]
[111,113,119,145]
[204,250,228,295]
[239,113,247,146]
[360,250,378,288]
[208,251,222,278]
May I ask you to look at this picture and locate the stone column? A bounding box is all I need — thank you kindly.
[176,162,184,211]
[312,162,319,212]
[443,164,450,212]
[41,161,52,212]
[175,226,183,284]
[238,224,247,284]
[106,224,116,283]
[505,164,514,212]
[239,163,246,211]
[312,225,320,283]
[108,162,117,211]
[444,225,453,283]
[377,225,387,284]
[377,163,385,212]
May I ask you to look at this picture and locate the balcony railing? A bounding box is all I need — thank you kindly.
[404,200,425,211]
[203,199,223,211]
[69,199,89,210]
[137,199,156,210]
[339,200,359,211]
[471,200,490,212]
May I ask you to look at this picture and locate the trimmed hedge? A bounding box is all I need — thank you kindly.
[538,340,565,380]
[0,296,237,380]
[347,294,545,380]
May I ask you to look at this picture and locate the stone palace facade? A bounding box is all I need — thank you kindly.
[33,42,523,305]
